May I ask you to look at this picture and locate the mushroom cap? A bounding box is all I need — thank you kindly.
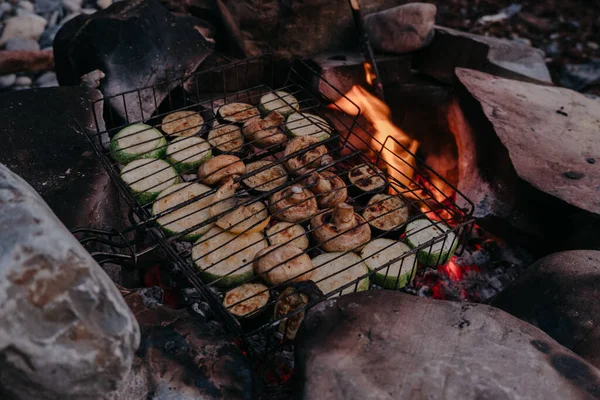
[198,155,246,185]
[284,136,331,176]
[253,244,314,286]
[242,112,287,148]
[269,185,318,223]
[310,203,371,252]
[305,170,348,208]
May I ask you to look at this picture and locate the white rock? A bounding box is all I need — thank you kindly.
[0,74,17,89]
[18,0,34,12]
[15,76,33,86]
[0,3,12,13]
[0,15,47,46]
[97,0,113,9]
[5,37,40,51]
[81,7,96,14]
[62,0,81,13]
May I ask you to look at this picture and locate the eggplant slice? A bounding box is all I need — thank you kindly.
[223,283,270,318]
[161,110,204,137]
[348,164,388,194]
[243,161,288,192]
[362,194,409,231]
[207,124,244,154]
[218,102,260,123]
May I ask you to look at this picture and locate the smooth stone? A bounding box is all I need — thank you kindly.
[62,0,82,13]
[0,14,47,45]
[5,37,41,51]
[97,0,113,9]
[36,71,58,87]
[81,7,97,14]
[18,0,35,12]
[364,2,437,54]
[0,2,13,13]
[0,74,17,89]
[14,76,33,86]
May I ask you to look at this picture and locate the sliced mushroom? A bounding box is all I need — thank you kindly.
[283,136,333,176]
[310,202,371,252]
[269,185,318,223]
[209,178,270,234]
[253,244,313,286]
[242,111,287,148]
[198,155,246,185]
[304,170,348,208]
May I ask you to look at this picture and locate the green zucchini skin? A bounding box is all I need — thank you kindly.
[259,91,300,116]
[285,112,332,142]
[361,239,417,289]
[110,124,167,164]
[165,136,212,174]
[405,219,458,266]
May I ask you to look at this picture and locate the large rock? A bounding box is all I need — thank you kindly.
[117,288,253,400]
[0,14,47,45]
[53,0,213,123]
[0,164,140,399]
[297,291,600,400]
[455,68,600,215]
[493,251,600,369]
[364,3,437,54]
[0,87,128,232]
[414,26,552,84]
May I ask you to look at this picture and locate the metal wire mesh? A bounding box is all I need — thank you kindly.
[79,55,475,359]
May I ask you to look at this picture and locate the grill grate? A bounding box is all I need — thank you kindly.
[78,54,474,370]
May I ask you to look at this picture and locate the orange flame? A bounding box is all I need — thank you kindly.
[364,62,376,86]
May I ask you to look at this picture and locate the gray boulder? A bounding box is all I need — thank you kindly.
[0,164,140,399]
[493,251,600,369]
[364,3,437,54]
[297,290,600,400]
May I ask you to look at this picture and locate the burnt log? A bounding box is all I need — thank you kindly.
[53,0,213,123]
[414,26,552,84]
[0,164,140,400]
[297,290,600,400]
[493,250,600,369]
[0,50,54,74]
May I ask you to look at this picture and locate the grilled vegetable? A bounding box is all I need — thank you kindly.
[209,178,270,234]
[243,161,288,192]
[348,164,388,195]
[259,91,300,116]
[274,286,308,341]
[266,222,309,250]
[152,182,214,241]
[217,102,260,123]
[207,124,244,154]
[197,155,246,186]
[254,244,313,286]
[166,136,212,174]
[405,219,458,266]
[304,171,347,208]
[223,283,270,318]
[362,194,409,232]
[361,239,417,289]
[161,110,204,137]
[109,124,167,164]
[269,185,318,223]
[121,158,179,204]
[283,136,333,176]
[311,203,371,252]
[242,112,287,148]
[192,226,267,288]
[311,252,369,296]
[285,112,331,141]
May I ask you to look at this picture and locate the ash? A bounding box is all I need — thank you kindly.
[408,225,535,303]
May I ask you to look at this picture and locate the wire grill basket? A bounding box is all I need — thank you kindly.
[79,54,474,363]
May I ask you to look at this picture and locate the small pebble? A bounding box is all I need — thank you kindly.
[5,37,40,51]
[0,2,13,13]
[97,0,112,9]
[36,71,58,87]
[18,1,35,12]
[81,8,96,14]
[0,74,17,89]
[62,0,82,13]
[15,76,33,86]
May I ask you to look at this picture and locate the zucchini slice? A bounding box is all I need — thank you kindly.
[161,110,204,137]
[243,161,288,192]
[311,252,369,296]
[266,222,309,251]
[223,283,270,318]
[152,182,214,241]
[121,158,179,204]
[348,164,388,194]
[363,194,409,231]
[285,112,331,141]
[192,226,268,288]
[405,219,458,266]
[361,239,416,289]
[207,124,244,154]
[259,91,300,116]
[218,102,260,123]
[109,124,167,164]
[166,136,212,174]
